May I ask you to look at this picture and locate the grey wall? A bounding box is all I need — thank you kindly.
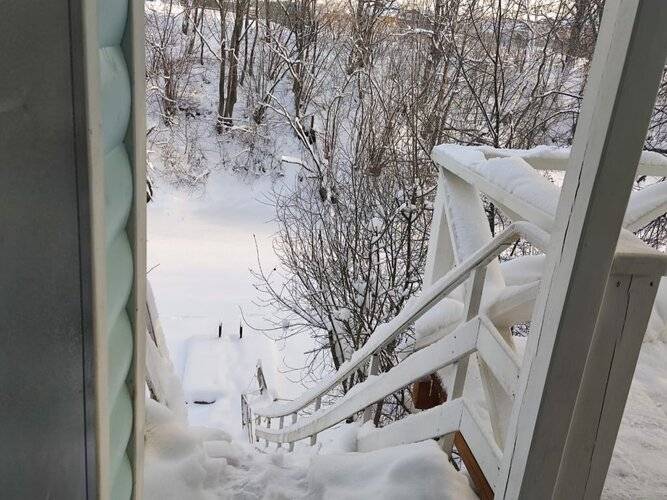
[0,1,97,498]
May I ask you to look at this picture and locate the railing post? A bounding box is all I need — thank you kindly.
[288,412,297,452]
[264,417,271,448]
[277,416,284,448]
[310,397,322,445]
[362,354,381,424]
[248,408,254,444]
[556,269,662,498]
[441,267,486,454]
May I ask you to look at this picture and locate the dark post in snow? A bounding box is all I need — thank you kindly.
[239,323,243,339]
[218,322,222,339]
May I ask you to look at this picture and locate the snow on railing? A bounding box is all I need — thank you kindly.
[248,222,548,418]
[241,141,667,497]
[465,144,667,177]
[244,222,548,462]
[432,144,667,237]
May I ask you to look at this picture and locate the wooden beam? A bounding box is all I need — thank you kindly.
[357,399,463,452]
[423,169,456,287]
[499,2,667,498]
[455,432,494,500]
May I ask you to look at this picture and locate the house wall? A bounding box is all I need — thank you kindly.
[0,1,100,498]
[98,0,146,497]
[0,1,145,498]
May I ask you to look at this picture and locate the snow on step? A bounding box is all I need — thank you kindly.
[307,440,477,500]
[182,335,230,403]
[145,398,478,500]
[203,440,244,466]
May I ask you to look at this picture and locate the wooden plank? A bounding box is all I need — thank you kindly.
[277,416,284,448]
[499,2,667,498]
[442,268,486,454]
[438,170,506,290]
[357,400,463,452]
[124,0,148,495]
[423,169,456,287]
[460,401,502,492]
[454,432,494,500]
[288,413,297,451]
[362,354,381,423]
[414,281,540,351]
[310,397,321,445]
[475,318,521,398]
[436,145,667,252]
[450,267,487,397]
[431,149,556,232]
[478,146,667,178]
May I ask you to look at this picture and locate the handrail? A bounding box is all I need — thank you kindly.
[255,317,482,443]
[250,221,549,419]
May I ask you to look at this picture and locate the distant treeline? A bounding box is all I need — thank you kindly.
[180,0,296,24]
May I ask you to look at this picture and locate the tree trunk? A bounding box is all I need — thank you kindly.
[221,0,247,129]
[216,5,227,133]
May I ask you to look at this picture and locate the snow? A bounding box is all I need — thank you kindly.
[146,336,188,421]
[146,281,188,419]
[415,298,464,339]
[471,156,560,217]
[145,163,667,498]
[145,398,478,499]
[144,399,310,500]
[500,254,545,286]
[182,336,231,403]
[474,144,667,174]
[306,441,477,500]
[603,341,667,498]
[624,179,667,231]
[141,5,667,493]
[147,170,306,439]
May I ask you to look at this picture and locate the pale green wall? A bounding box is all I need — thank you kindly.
[99,0,136,498]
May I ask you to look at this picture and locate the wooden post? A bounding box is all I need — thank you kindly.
[288,413,297,452]
[556,263,665,498]
[423,169,456,287]
[310,397,322,445]
[362,354,380,424]
[442,267,486,454]
[454,432,494,500]
[265,417,271,448]
[500,2,667,498]
[277,416,284,449]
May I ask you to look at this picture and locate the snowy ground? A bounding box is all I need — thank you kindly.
[147,170,308,440]
[143,2,666,496]
[144,399,477,500]
[147,170,667,499]
[146,170,480,499]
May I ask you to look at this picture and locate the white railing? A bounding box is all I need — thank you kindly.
[241,140,667,497]
[242,221,549,487]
